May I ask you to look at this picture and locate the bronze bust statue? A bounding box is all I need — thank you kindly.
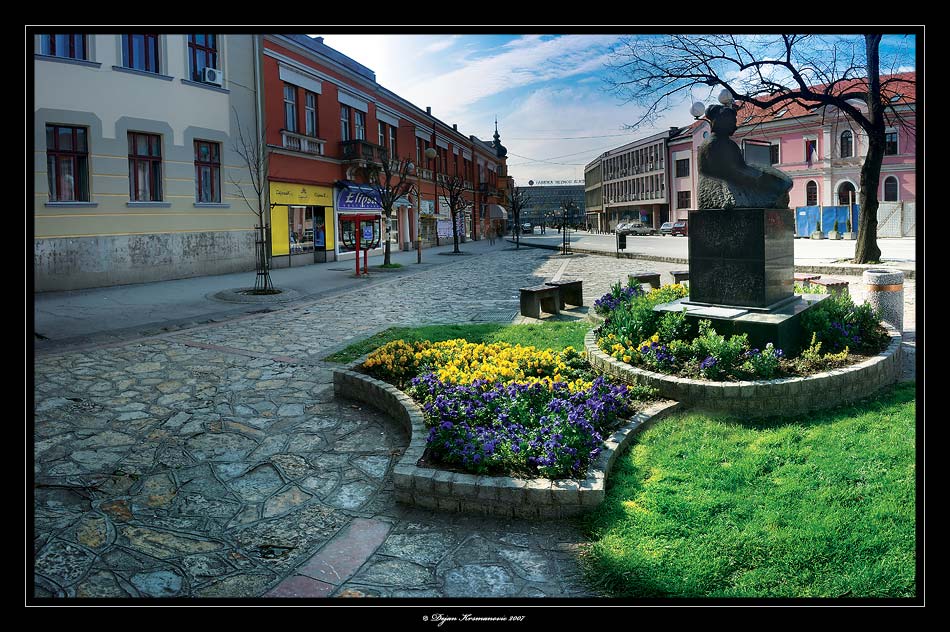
[697,104,792,209]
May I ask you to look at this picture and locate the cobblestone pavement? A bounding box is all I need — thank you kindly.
[32,245,917,598]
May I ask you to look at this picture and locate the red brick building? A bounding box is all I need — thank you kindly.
[260,35,509,266]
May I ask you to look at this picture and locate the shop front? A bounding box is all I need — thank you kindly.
[269,182,336,266]
[336,181,383,261]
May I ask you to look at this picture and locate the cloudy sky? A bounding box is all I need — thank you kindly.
[315,33,917,186]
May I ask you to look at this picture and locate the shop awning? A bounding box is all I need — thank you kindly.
[335,181,382,212]
[487,204,508,219]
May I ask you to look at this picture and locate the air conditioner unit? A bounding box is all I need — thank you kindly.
[202,67,223,86]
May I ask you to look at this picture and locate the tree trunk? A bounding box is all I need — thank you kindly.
[383,209,392,266]
[854,34,885,264]
[452,207,461,253]
[855,133,884,263]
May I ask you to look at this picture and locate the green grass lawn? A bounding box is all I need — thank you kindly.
[582,381,917,598]
[323,321,591,362]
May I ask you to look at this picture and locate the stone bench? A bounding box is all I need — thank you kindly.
[519,285,561,319]
[794,272,821,283]
[545,280,584,309]
[628,272,661,289]
[670,270,689,284]
[809,276,850,296]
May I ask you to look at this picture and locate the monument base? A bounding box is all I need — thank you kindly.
[654,293,828,355]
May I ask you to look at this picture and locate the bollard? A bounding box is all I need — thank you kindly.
[863,268,904,333]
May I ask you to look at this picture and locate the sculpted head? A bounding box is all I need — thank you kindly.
[705,104,737,137]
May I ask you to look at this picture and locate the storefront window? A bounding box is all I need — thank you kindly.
[288,206,326,254]
[338,216,381,252]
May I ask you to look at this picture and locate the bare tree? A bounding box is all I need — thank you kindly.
[605,34,915,263]
[230,109,275,293]
[363,150,416,266]
[435,173,473,254]
[508,186,532,249]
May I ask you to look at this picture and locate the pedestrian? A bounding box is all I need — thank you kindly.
[488,225,496,246]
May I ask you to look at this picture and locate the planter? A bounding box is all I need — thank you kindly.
[585,325,902,418]
[828,230,843,240]
[332,366,680,518]
[810,231,825,240]
[842,231,857,240]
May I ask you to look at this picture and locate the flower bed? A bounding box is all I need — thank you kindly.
[594,280,891,381]
[361,338,655,479]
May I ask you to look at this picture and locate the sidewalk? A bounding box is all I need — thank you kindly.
[510,232,917,278]
[33,238,503,354]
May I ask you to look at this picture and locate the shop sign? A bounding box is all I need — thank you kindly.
[337,185,382,211]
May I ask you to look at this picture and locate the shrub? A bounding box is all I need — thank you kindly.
[793,333,850,373]
[739,343,784,379]
[800,293,888,354]
[690,320,749,380]
[656,309,696,344]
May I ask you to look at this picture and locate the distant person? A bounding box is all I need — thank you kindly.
[488,225,496,246]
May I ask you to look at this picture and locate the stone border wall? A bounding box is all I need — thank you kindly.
[332,367,680,518]
[584,325,903,417]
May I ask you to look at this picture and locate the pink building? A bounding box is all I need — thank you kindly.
[588,72,916,236]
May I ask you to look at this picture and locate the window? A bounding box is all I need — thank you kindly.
[804,139,817,165]
[770,144,780,165]
[305,92,317,137]
[46,124,89,202]
[389,126,397,157]
[675,158,689,178]
[884,176,899,202]
[41,34,86,60]
[121,34,159,73]
[677,190,691,209]
[284,85,297,133]
[341,106,351,142]
[840,130,853,158]
[128,132,163,201]
[806,181,818,206]
[378,122,386,147]
[838,182,856,206]
[354,111,366,141]
[885,131,898,155]
[187,34,217,82]
[194,140,221,203]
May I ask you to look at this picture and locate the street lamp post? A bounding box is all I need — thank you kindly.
[409,161,422,264]
[423,147,437,255]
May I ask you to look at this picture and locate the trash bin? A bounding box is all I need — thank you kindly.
[863,268,904,332]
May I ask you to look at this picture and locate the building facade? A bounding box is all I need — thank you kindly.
[584,72,916,237]
[33,33,508,291]
[516,184,585,229]
[261,35,508,268]
[34,33,260,291]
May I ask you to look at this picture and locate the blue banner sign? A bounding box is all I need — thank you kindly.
[336,184,382,211]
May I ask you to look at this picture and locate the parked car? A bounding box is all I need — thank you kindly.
[626,222,658,236]
[614,222,632,235]
[671,220,688,236]
[521,222,533,234]
[659,221,676,236]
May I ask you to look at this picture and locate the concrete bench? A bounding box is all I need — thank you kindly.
[628,272,661,289]
[545,280,584,309]
[809,277,850,296]
[519,285,561,319]
[670,270,689,284]
[794,273,821,283]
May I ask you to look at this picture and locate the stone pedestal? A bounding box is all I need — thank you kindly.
[655,294,827,355]
[687,208,795,309]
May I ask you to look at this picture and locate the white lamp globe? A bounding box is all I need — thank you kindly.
[690,101,706,117]
[718,89,734,105]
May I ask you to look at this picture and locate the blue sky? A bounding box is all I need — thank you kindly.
[316,33,917,185]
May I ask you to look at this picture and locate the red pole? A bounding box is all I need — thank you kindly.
[355,219,361,277]
[363,247,368,275]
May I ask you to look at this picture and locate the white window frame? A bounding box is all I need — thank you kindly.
[884,127,899,156]
[882,175,900,202]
